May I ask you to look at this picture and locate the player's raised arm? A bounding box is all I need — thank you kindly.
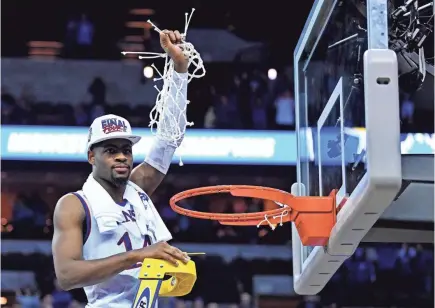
[131,29,189,196]
[52,194,188,290]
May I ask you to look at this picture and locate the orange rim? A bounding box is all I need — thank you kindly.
[170,185,338,246]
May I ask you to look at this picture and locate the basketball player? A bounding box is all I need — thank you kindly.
[52,30,191,307]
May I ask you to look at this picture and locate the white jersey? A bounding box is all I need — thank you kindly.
[72,190,172,308]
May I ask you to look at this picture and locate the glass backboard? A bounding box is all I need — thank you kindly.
[293,0,402,295]
[298,0,369,255]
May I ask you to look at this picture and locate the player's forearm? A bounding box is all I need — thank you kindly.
[144,72,188,175]
[159,71,188,145]
[169,71,188,134]
[56,250,140,290]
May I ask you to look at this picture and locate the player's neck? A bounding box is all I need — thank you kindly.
[106,185,126,204]
[93,175,126,204]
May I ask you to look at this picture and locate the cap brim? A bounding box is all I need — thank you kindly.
[87,134,142,150]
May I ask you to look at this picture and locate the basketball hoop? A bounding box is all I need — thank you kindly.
[170,185,337,246]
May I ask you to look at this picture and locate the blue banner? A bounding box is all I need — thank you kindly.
[0,125,298,165]
[1,125,433,165]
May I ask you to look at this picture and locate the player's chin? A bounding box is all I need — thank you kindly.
[111,171,130,185]
[112,170,130,179]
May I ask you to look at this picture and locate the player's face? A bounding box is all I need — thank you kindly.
[89,139,134,187]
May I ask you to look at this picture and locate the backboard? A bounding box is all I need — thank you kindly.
[292,0,402,295]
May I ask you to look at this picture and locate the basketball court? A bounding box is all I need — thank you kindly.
[292,0,434,295]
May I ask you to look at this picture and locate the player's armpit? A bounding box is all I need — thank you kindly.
[130,162,165,196]
[52,194,140,290]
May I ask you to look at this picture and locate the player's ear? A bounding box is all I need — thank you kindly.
[88,149,95,165]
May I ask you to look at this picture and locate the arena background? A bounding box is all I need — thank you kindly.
[1,0,434,307]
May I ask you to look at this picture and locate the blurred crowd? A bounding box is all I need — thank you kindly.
[2,244,433,307]
[1,66,296,131]
[1,68,430,133]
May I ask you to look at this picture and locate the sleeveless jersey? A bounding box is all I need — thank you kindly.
[72,190,172,308]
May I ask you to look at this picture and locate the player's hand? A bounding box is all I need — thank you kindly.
[139,242,190,266]
[160,30,188,73]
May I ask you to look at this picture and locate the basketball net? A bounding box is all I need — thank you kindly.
[122,9,206,164]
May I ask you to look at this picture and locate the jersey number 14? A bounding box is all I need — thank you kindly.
[117,232,152,252]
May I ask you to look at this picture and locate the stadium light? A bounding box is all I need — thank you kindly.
[143,66,154,79]
[268,68,277,80]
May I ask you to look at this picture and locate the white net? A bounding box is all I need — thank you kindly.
[122,9,206,155]
[257,202,290,230]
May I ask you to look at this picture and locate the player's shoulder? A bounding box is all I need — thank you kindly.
[56,192,83,207]
[54,193,86,222]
